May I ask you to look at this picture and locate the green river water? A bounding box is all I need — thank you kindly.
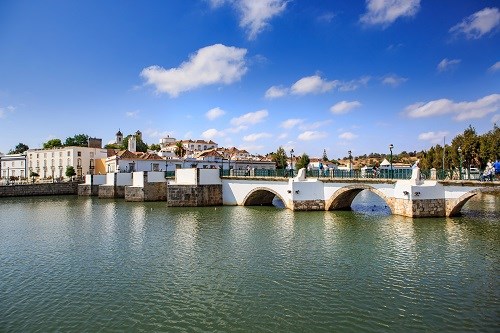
[0,192,499,332]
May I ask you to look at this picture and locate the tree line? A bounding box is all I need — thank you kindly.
[416,124,500,171]
[268,124,500,171]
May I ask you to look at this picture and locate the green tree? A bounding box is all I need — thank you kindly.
[64,134,89,147]
[149,143,161,151]
[29,171,39,183]
[65,166,76,179]
[104,143,121,149]
[43,139,63,149]
[271,146,288,169]
[295,153,310,170]
[8,143,29,154]
[174,141,186,158]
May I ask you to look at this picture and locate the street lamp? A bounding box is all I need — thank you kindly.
[458,146,462,180]
[290,149,294,177]
[389,144,394,179]
[348,150,352,177]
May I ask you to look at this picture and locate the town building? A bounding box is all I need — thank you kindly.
[0,153,28,181]
[27,146,108,179]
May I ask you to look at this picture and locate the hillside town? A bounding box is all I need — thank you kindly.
[0,129,413,184]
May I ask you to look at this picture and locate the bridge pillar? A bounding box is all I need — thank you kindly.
[392,181,480,217]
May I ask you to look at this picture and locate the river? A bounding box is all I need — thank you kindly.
[0,192,498,332]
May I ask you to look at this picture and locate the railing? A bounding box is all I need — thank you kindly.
[220,168,490,181]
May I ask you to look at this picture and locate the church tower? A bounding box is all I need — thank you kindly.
[116,129,123,145]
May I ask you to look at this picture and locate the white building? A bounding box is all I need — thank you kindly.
[105,150,165,173]
[27,146,108,179]
[1,153,28,181]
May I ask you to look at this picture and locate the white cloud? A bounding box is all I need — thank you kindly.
[298,131,327,141]
[141,44,247,97]
[230,109,268,126]
[265,85,288,99]
[299,120,332,130]
[360,0,421,26]
[243,132,272,142]
[0,105,15,118]
[201,128,225,140]
[489,61,500,72]
[291,75,338,95]
[206,107,226,120]
[405,94,500,121]
[281,118,304,129]
[492,114,500,124]
[125,110,140,118]
[236,0,288,40]
[145,129,173,139]
[418,131,449,144]
[330,101,362,114]
[437,58,461,72]
[277,133,288,140]
[338,76,371,91]
[450,7,500,39]
[226,125,248,133]
[338,132,358,140]
[382,74,407,86]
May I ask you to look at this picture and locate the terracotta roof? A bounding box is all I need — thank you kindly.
[116,150,164,160]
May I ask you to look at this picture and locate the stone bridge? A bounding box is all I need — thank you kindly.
[222,176,498,218]
[78,169,498,218]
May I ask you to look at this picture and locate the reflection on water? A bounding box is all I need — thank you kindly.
[0,194,498,332]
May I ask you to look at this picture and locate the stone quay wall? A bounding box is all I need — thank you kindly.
[0,182,80,197]
[98,185,126,199]
[78,184,100,196]
[125,182,168,202]
[167,185,222,207]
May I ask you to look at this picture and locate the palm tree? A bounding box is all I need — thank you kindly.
[174,141,186,158]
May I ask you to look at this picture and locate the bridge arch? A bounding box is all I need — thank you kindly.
[446,190,480,217]
[325,184,393,212]
[242,187,287,208]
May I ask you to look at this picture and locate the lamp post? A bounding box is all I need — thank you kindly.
[290,149,294,178]
[458,146,462,180]
[389,144,394,179]
[348,150,352,178]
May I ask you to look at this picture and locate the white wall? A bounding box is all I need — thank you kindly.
[85,174,106,185]
[199,169,221,185]
[116,173,133,186]
[175,168,197,185]
[132,171,145,187]
[148,171,166,183]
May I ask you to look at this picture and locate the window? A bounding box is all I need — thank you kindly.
[90,152,94,158]
[67,158,70,165]
[77,151,81,157]
[77,159,81,167]
[67,151,70,156]
[12,161,14,167]
[59,159,62,166]
[152,163,159,171]
[59,152,62,157]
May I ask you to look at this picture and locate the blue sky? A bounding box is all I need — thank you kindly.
[1,0,499,159]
